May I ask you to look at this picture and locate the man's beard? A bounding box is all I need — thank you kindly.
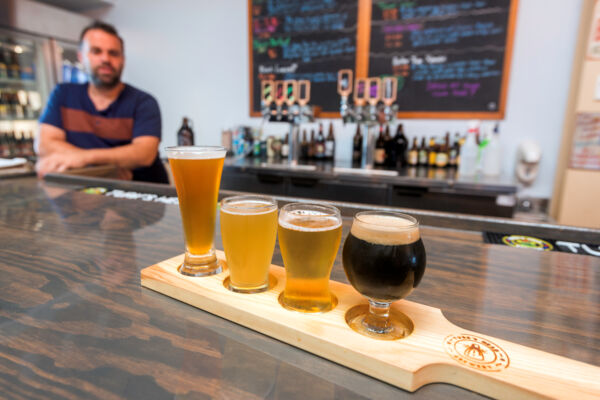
[90,64,122,89]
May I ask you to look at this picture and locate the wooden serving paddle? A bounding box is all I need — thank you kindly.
[141,252,600,400]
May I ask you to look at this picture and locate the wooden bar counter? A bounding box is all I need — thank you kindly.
[0,175,598,399]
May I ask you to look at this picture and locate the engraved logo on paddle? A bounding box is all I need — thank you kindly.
[444,334,509,371]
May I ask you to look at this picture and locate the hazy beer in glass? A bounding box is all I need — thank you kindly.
[278,203,342,313]
[166,146,226,276]
[342,211,426,340]
[220,195,278,293]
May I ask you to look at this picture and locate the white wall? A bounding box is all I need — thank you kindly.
[88,0,582,198]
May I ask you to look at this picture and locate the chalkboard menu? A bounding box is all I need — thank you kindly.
[249,0,359,116]
[368,0,516,118]
[248,0,517,119]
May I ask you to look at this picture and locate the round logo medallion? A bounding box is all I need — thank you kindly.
[501,235,553,251]
[444,334,510,372]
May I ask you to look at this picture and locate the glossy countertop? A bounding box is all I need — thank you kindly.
[224,157,519,195]
[0,177,598,399]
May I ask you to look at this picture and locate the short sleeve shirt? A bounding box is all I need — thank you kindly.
[40,82,168,183]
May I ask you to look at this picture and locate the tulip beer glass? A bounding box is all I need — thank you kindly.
[220,195,278,293]
[278,203,342,313]
[167,146,226,276]
[342,211,426,340]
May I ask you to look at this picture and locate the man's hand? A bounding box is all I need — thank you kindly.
[35,150,89,177]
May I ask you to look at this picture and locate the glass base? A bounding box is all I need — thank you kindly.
[345,304,414,340]
[278,291,338,313]
[223,274,277,294]
[178,250,222,277]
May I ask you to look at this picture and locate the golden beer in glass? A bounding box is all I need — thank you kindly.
[166,146,226,276]
[278,203,342,313]
[220,195,278,293]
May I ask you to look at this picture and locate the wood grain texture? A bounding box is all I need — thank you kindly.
[142,252,600,400]
[0,177,598,399]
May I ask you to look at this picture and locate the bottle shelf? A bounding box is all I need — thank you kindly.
[0,77,37,87]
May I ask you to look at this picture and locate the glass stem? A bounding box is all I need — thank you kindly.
[364,300,392,333]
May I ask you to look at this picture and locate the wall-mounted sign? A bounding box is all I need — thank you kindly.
[588,0,600,59]
[570,113,600,170]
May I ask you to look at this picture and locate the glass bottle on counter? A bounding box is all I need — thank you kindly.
[325,122,335,161]
[394,123,408,167]
[383,124,396,167]
[448,133,459,167]
[0,50,7,79]
[428,137,437,167]
[418,137,428,166]
[315,123,325,159]
[177,117,195,146]
[374,126,386,166]
[407,137,419,166]
[435,132,450,168]
[300,130,308,160]
[281,134,289,158]
[352,124,362,166]
[8,48,20,79]
[308,129,316,160]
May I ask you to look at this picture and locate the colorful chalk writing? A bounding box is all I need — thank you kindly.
[369,0,513,113]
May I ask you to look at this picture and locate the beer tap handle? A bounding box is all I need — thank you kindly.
[353,78,367,107]
[297,80,311,107]
[274,80,285,121]
[367,78,382,107]
[261,80,274,106]
[337,69,353,97]
[382,77,397,107]
[284,80,297,107]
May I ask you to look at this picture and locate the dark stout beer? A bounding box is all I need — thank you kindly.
[342,214,426,302]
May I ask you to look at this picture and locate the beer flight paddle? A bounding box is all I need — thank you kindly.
[141,252,600,399]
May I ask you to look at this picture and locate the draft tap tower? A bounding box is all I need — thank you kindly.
[260,79,316,165]
[337,70,399,168]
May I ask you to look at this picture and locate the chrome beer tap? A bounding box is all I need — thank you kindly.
[382,77,399,122]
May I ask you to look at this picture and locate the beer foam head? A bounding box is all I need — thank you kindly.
[165,146,226,159]
[221,199,277,215]
[279,209,341,232]
[351,213,419,245]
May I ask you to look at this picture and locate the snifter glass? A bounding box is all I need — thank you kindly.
[278,203,342,313]
[166,146,226,277]
[342,211,426,340]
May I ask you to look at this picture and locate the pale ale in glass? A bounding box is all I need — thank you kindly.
[220,195,278,293]
[278,203,342,313]
[166,146,226,276]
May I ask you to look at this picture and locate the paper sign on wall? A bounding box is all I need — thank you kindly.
[589,0,600,59]
[570,113,600,170]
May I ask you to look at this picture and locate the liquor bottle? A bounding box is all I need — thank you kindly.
[8,49,20,79]
[407,137,419,166]
[383,124,395,167]
[352,124,362,166]
[325,122,335,161]
[435,132,450,168]
[243,127,254,158]
[27,131,36,157]
[428,137,437,167]
[12,92,24,119]
[0,132,6,157]
[418,137,428,166]
[0,91,8,118]
[300,130,308,160]
[0,50,7,79]
[315,123,325,159]
[281,134,289,158]
[394,123,408,167]
[308,129,316,159]
[374,126,386,166]
[177,117,195,146]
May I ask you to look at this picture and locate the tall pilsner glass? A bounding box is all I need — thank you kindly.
[166,146,226,276]
[342,211,426,340]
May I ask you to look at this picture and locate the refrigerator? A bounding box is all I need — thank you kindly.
[0,0,91,159]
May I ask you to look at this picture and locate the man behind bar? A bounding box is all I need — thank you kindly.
[36,21,169,183]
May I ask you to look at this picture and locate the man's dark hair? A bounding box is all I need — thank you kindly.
[79,21,124,51]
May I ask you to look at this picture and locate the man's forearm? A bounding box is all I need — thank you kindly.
[37,137,81,157]
[84,143,156,169]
